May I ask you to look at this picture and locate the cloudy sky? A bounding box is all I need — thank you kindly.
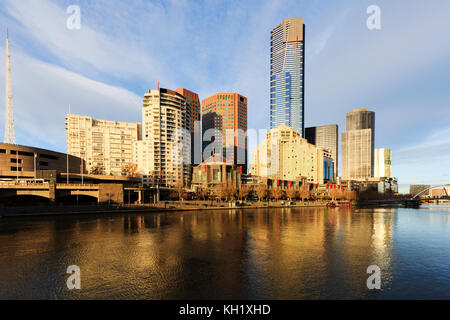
[0,0,449,193]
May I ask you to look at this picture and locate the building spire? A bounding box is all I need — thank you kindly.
[4,29,16,145]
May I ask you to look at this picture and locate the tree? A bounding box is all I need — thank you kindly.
[344,190,358,201]
[174,181,185,201]
[286,188,298,200]
[299,186,310,201]
[215,183,227,200]
[225,185,237,201]
[90,165,105,175]
[256,184,267,202]
[273,188,284,201]
[330,188,343,201]
[197,188,209,200]
[237,185,250,201]
[122,163,140,178]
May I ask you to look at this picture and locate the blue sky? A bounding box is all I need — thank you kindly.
[0,0,449,193]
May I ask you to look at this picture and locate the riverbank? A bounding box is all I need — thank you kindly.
[0,200,353,218]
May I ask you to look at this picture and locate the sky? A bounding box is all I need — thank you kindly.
[0,0,449,193]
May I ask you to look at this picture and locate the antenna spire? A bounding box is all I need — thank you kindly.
[4,29,16,145]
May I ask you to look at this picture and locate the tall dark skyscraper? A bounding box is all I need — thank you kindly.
[305,124,339,179]
[341,109,375,180]
[270,18,305,137]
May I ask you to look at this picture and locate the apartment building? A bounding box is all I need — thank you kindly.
[375,148,392,178]
[251,124,334,184]
[65,115,141,176]
[134,88,192,187]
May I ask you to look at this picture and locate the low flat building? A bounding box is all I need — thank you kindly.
[191,154,241,190]
[409,184,431,197]
[0,143,84,180]
[340,177,398,193]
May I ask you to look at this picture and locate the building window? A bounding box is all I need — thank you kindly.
[11,158,22,164]
[11,167,22,172]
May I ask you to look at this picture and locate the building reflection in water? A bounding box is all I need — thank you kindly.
[0,206,430,299]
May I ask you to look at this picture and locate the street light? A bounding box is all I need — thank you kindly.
[34,152,37,183]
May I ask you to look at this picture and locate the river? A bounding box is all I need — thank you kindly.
[0,205,449,299]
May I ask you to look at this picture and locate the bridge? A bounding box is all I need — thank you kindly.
[405,184,450,206]
[0,182,124,204]
[412,184,450,199]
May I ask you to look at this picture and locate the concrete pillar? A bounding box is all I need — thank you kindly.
[49,183,56,204]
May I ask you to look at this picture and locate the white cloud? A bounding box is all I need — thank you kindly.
[0,47,141,152]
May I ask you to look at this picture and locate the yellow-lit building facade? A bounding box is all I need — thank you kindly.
[251,124,334,184]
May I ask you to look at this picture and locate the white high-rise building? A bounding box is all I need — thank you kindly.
[375,148,392,178]
[66,115,141,176]
[134,88,192,187]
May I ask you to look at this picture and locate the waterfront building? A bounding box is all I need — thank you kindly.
[65,115,141,176]
[270,18,305,137]
[409,184,431,197]
[341,177,398,194]
[341,108,375,180]
[375,148,392,178]
[0,142,84,179]
[176,88,202,165]
[429,186,450,198]
[202,92,248,169]
[251,124,334,184]
[134,88,192,187]
[305,124,338,179]
[191,154,241,190]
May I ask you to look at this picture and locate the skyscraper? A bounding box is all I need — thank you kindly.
[134,88,192,187]
[175,88,202,165]
[375,148,392,178]
[202,93,247,170]
[270,18,305,137]
[341,109,375,180]
[305,124,338,179]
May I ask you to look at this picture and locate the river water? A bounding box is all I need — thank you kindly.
[0,205,449,300]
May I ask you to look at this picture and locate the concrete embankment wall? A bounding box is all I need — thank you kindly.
[0,201,336,218]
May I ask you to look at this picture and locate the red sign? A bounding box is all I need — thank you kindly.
[204,165,207,172]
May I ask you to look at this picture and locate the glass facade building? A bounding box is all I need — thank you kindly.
[270,18,305,137]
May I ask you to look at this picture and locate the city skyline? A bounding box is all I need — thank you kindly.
[1,0,450,192]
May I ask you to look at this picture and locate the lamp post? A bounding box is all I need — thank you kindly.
[34,152,37,183]
[80,158,84,185]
